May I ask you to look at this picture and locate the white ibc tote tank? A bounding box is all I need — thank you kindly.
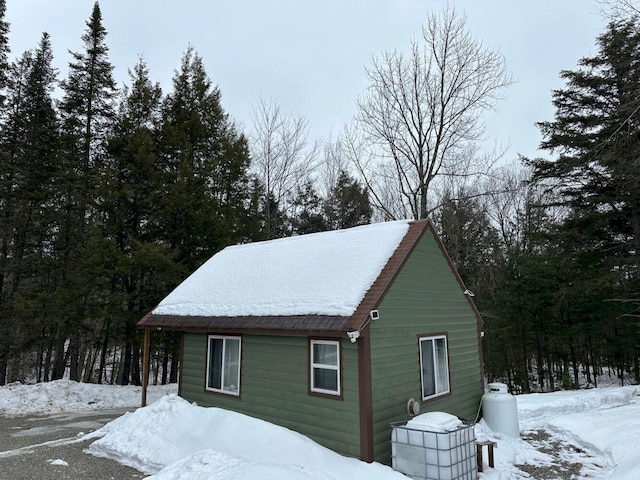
[482,383,519,438]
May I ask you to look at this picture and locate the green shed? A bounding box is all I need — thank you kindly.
[139,219,484,464]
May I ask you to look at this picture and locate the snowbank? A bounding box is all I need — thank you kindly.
[86,394,406,480]
[147,450,332,480]
[4,380,640,479]
[477,385,640,480]
[516,384,640,427]
[0,380,176,415]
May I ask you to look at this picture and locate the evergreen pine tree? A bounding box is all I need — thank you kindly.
[290,181,328,235]
[244,177,288,241]
[0,0,10,105]
[53,1,117,381]
[528,17,640,384]
[0,52,30,385]
[58,0,116,221]
[0,34,60,383]
[435,192,503,299]
[324,170,372,230]
[159,46,251,270]
[98,59,181,385]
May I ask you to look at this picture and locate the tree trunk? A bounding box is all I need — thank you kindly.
[161,346,169,385]
[51,335,67,380]
[535,333,544,390]
[0,354,6,386]
[43,339,53,382]
[37,341,44,383]
[520,336,530,393]
[97,319,110,384]
[120,340,132,386]
[169,337,180,384]
[83,348,98,382]
[68,331,80,382]
[131,340,141,386]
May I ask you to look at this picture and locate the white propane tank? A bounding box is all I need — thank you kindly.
[482,382,520,438]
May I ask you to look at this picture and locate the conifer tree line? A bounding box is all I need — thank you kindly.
[0,1,371,385]
[1,0,639,395]
[439,13,640,392]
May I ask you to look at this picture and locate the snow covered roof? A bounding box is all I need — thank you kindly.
[151,220,413,319]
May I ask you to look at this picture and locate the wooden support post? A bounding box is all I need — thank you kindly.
[141,328,150,407]
[476,440,497,473]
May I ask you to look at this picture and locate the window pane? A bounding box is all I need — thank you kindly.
[421,339,435,397]
[208,338,223,390]
[313,343,337,366]
[434,338,449,393]
[310,341,340,395]
[223,338,240,393]
[420,336,449,399]
[313,367,338,392]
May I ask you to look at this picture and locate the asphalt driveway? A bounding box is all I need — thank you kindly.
[0,409,147,479]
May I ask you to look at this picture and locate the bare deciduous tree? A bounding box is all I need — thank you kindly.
[350,7,512,220]
[249,96,318,237]
[317,135,348,199]
[483,165,537,255]
[480,164,566,256]
[598,0,640,20]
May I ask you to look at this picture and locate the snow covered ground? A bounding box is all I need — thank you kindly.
[477,385,640,479]
[0,379,176,415]
[1,380,640,479]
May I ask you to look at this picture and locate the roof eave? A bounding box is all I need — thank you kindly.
[138,312,353,337]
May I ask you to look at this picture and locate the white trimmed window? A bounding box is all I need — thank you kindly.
[310,339,341,395]
[206,335,241,395]
[419,334,450,400]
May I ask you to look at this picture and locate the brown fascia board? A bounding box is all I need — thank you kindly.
[138,311,352,337]
[137,219,431,336]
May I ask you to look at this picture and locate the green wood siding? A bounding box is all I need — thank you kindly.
[181,332,361,458]
[370,230,483,463]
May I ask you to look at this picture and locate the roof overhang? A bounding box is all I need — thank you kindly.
[138,312,353,337]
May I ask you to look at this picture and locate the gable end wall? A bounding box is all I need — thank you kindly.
[369,228,483,464]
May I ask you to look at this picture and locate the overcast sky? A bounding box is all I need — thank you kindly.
[6,0,605,163]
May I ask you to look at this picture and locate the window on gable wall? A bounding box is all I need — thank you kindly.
[310,339,341,396]
[206,335,241,396]
[419,334,450,400]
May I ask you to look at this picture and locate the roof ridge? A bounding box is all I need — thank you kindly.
[223,219,413,251]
